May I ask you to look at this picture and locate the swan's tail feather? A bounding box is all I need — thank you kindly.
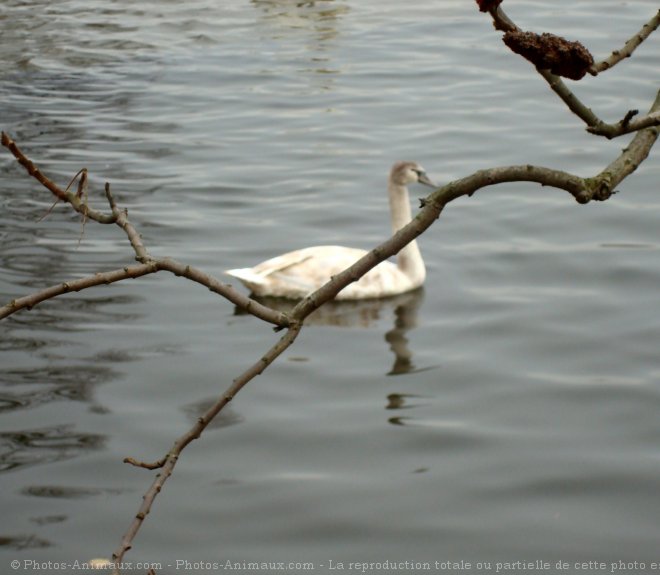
[225,267,267,286]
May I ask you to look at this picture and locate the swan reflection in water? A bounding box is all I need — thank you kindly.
[233,287,426,376]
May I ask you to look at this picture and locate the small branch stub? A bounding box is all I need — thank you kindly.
[621,109,639,128]
[575,190,591,205]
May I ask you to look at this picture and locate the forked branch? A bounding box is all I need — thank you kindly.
[2,95,658,571]
[0,132,289,328]
[1,132,116,224]
[482,5,660,138]
[111,322,302,569]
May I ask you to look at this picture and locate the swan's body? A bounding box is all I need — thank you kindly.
[226,161,436,300]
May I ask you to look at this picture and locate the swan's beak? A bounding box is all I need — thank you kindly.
[418,172,437,188]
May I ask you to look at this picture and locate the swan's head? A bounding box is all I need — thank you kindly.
[390,161,436,188]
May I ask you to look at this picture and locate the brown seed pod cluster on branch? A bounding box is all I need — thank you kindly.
[503,30,594,80]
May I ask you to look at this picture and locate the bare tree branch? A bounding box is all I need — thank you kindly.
[587,90,660,196]
[3,95,657,571]
[104,162,593,571]
[107,186,151,263]
[486,4,516,33]
[0,256,289,328]
[291,120,659,323]
[483,7,660,138]
[1,132,116,224]
[3,94,657,569]
[155,258,290,328]
[0,263,159,320]
[2,6,659,570]
[587,106,660,139]
[111,321,302,572]
[0,134,290,328]
[542,72,660,139]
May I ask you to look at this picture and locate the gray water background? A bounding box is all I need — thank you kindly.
[1,0,660,572]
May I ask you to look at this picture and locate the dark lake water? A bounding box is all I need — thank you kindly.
[1,1,660,573]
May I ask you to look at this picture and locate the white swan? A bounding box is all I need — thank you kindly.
[226,161,436,300]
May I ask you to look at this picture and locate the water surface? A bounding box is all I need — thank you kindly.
[1,1,660,572]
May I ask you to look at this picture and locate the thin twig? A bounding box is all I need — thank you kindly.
[0,264,160,320]
[77,169,89,246]
[541,72,660,139]
[156,258,290,328]
[489,4,517,32]
[0,255,289,328]
[37,168,86,222]
[111,322,302,573]
[1,132,116,224]
[539,69,604,126]
[590,9,660,75]
[1,138,289,329]
[112,204,150,263]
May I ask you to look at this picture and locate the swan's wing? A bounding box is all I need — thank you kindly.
[226,249,317,285]
[226,246,368,297]
[224,267,269,286]
[226,245,417,299]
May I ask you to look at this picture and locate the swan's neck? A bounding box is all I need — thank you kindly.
[388,181,426,287]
